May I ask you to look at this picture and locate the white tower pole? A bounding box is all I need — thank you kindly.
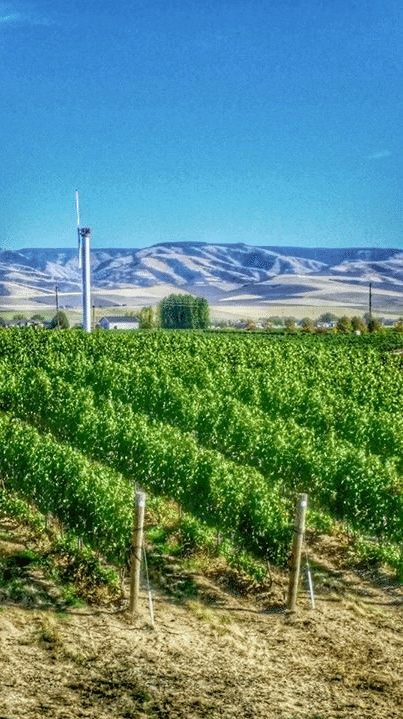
[81,227,92,333]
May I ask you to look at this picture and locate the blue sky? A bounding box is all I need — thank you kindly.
[1,0,402,251]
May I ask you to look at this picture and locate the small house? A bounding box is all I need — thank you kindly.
[99,316,140,331]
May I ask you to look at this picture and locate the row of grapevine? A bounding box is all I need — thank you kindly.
[0,361,291,563]
[3,329,403,461]
[0,356,402,544]
[1,329,403,561]
[0,411,133,562]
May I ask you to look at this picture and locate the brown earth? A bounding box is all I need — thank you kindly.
[0,517,402,719]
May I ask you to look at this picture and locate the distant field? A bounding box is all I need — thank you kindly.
[208,302,392,322]
[1,272,403,322]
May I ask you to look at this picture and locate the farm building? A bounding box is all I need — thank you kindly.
[98,316,140,330]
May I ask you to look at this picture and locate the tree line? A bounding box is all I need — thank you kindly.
[3,300,400,334]
[215,312,402,334]
[0,296,210,332]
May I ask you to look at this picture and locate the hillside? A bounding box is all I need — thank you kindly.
[1,243,403,317]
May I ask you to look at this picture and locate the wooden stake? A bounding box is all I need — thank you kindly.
[130,491,146,620]
[287,493,308,612]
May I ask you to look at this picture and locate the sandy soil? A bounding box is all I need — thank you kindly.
[0,517,402,719]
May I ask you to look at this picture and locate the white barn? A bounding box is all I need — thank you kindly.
[99,316,140,330]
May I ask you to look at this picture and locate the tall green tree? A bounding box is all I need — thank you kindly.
[301,317,315,333]
[336,315,352,333]
[351,316,367,333]
[49,310,70,329]
[318,312,338,324]
[139,306,155,329]
[159,294,209,329]
[194,296,210,329]
[367,317,383,333]
[284,317,297,333]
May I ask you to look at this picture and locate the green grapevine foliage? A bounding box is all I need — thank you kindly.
[0,328,402,566]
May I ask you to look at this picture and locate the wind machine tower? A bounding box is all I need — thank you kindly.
[75,191,92,333]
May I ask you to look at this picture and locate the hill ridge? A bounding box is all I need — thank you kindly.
[1,242,403,313]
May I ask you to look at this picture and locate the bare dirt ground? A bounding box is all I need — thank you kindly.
[0,517,402,719]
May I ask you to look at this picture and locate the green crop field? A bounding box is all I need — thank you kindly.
[0,327,402,574]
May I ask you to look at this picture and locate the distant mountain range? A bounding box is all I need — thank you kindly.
[1,242,403,312]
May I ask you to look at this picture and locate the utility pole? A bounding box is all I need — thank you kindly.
[55,284,60,329]
[369,282,372,320]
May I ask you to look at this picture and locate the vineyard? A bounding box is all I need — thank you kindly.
[0,328,403,577]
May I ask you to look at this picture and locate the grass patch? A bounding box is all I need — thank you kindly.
[186,599,232,634]
[349,535,403,580]
[0,487,122,605]
[37,614,64,650]
[144,498,275,599]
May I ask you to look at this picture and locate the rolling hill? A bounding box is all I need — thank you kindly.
[1,242,403,317]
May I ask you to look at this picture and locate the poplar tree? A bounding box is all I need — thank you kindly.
[159,294,210,329]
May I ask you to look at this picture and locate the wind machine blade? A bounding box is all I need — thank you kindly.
[76,190,82,270]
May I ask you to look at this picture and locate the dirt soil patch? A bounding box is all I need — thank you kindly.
[0,517,402,719]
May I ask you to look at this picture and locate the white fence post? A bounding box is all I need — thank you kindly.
[287,493,308,612]
[130,491,146,619]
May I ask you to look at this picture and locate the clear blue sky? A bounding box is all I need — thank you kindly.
[1,0,402,251]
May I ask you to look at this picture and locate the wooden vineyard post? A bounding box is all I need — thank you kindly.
[130,491,146,620]
[287,493,308,612]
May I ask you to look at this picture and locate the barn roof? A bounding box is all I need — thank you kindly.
[100,315,139,323]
